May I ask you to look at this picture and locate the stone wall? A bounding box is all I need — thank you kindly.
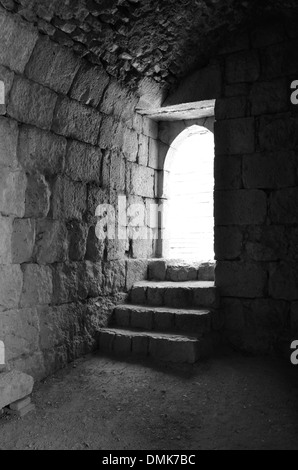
[0,8,161,379]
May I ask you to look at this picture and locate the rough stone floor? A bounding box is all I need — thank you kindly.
[1,353,298,450]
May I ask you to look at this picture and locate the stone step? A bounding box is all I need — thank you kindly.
[98,328,212,364]
[130,281,218,309]
[113,304,211,335]
[148,259,215,282]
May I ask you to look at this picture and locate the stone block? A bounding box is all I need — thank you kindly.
[225,51,260,84]
[130,164,155,198]
[149,336,198,364]
[215,118,255,156]
[245,226,287,262]
[214,155,242,190]
[126,259,148,290]
[65,140,102,184]
[10,396,31,411]
[261,42,298,80]
[78,261,103,299]
[102,261,126,295]
[291,302,298,332]
[0,116,18,168]
[246,299,288,332]
[113,334,132,355]
[52,176,87,221]
[148,138,159,169]
[216,261,267,298]
[138,134,149,166]
[18,126,67,176]
[100,79,138,123]
[25,174,51,218]
[0,65,14,115]
[0,370,34,410]
[215,96,248,120]
[270,188,298,224]
[0,9,38,73]
[52,97,102,145]
[243,151,296,189]
[0,216,12,264]
[0,308,39,360]
[269,262,298,301]
[0,168,26,217]
[34,219,68,265]
[68,221,88,261]
[110,151,126,193]
[98,115,124,150]
[70,62,109,107]
[132,335,149,356]
[12,218,35,264]
[222,298,245,331]
[20,264,53,307]
[85,226,105,263]
[148,260,166,281]
[130,286,147,305]
[251,23,285,48]
[52,263,79,304]
[258,116,298,151]
[131,309,153,330]
[0,265,23,309]
[166,264,197,282]
[215,226,243,261]
[8,403,35,418]
[122,128,138,162]
[26,36,80,94]
[198,263,215,281]
[250,80,288,116]
[8,76,57,130]
[214,190,267,226]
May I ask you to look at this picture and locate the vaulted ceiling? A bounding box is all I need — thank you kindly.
[5,0,298,89]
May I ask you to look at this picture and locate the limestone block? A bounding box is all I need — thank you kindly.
[122,128,138,162]
[52,176,87,221]
[130,164,155,198]
[52,262,79,304]
[0,65,14,115]
[52,97,102,145]
[270,188,298,224]
[246,299,288,332]
[78,261,103,299]
[269,262,298,301]
[0,216,12,264]
[215,96,248,121]
[65,140,102,184]
[222,299,245,331]
[258,116,298,151]
[148,260,166,281]
[243,151,296,189]
[102,261,126,295]
[8,76,58,130]
[86,185,108,223]
[98,115,124,150]
[110,151,126,192]
[148,138,159,169]
[85,226,105,263]
[0,168,26,217]
[166,264,198,282]
[0,9,38,73]
[0,265,23,309]
[26,36,80,94]
[0,370,34,410]
[20,264,53,307]
[0,308,39,361]
[138,134,149,166]
[225,51,260,84]
[215,118,255,156]
[34,219,68,265]
[245,226,287,262]
[214,226,243,261]
[214,155,242,190]
[68,221,88,261]
[70,62,109,107]
[216,261,267,298]
[25,174,51,218]
[250,80,288,116]
[12,218,35,264]
[126,259,148,290]
[18,126,67,176]
[214,190,267,226]
[100,79,138,123]
[0,117,18,169]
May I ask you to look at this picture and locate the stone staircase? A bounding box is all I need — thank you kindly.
[98,260,219,364]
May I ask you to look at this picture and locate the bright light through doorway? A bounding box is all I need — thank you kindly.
[165,127,215,262]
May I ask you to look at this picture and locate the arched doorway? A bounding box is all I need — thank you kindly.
[163,125,215,262]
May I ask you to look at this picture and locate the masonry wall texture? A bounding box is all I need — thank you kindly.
[0,7,163,379]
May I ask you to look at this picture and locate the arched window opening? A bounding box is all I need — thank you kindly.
[163,125,215,262]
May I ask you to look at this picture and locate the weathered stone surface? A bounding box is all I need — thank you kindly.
[126,259,148,290]
[251,22,285,48]
[245,226,287,262]
[0,65,14,115]
[258,116,298,151]
[243,151,297,189]
[214,155,242,190]
[148,138,160,170]
[70,62,109,108]
[25,174,51,218]
[148,260,167,281]
[102,261,126,295]
[52,97,102,145]
[0,117,18,168]
[215,118,255,155]
[122,128,138,162]
[98,116,124,150]
[109,151,126,193]
[34,220,68,265]
[0,308,39,361]
[0,370,34,410]
[0,9,37,73]
[225,51,260,83]
[215,96,248,120]
[65,141,102,184]
[270,188,298,224]
[52,176,87,221]
[0,168,26,217]
[12,218,35,264]
[52,262,79,305]
[8,76,57,130]
[18,126,67,176]
[0,216,12,264]
[138,134,149,166]
[214,190,267,226]
[68,221,88,261]
[0,265,23,309]
[166,263,198,282]
[26,36,80,94]
[129,164,155,198]
[250,80,288,115]
[269,262,298,301]
[20,264,53,307]
[100,79,138,123]
[85,226,105,263]
[216,262,267,298]
[215,226,243,260]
